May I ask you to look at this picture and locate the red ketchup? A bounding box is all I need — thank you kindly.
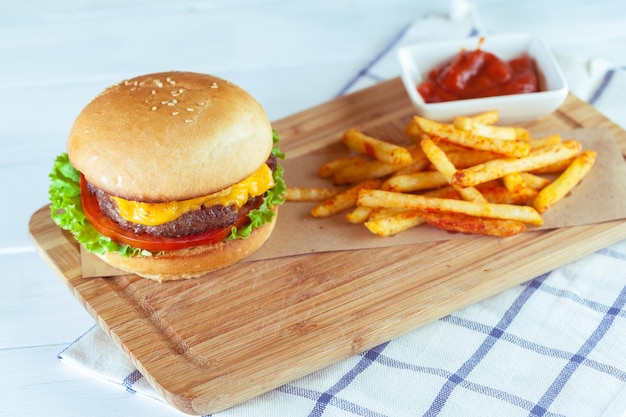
[417,46,540,103]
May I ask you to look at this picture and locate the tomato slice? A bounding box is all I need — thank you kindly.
[80,175,255,252]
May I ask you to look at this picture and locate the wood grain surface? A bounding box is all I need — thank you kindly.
[29,78,626,415]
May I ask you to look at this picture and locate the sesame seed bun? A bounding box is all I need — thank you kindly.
[67,71,273,201]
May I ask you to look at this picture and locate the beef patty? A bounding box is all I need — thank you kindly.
[88,154,276,238]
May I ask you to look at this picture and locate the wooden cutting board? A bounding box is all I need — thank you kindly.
[29,78,626,415]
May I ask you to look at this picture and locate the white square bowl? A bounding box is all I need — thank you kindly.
[397,33,568,124]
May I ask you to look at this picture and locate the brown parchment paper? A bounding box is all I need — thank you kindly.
[81,128,626,278]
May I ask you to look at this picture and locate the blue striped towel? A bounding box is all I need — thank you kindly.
[58,2,626,416]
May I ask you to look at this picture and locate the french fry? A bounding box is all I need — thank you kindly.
[452,115,478,131]
[422,212,526,237]
[404,122,426,142]
[342,129,412,165]
[285,187,339,202]
[420,137,456,178]
[530,156,577,174]
[420,137,457,179]
[529,133,562,150]
[466,110,500,125]
[311,179,381,218]
[414,116,531,158]
[453,116,517,140]
[405,143,428,162]
[513,127,531,141]
[457,110,529,140]
[452,140,583,187]
[502,172,527,194]
[392,156,430,175]
[420,136,486,203]
[519,172,551,190]
[364,209,425,237]
[345,206,374,223]
[357,189,544,226]
[392,144,430,175]
[453,187,486,204]
[434,141,475,154]
[532,150,597,213]
[444,149,498,168]
[367,207,413,221]
[422,185,461,199]
[479,184,539,205]
[318,156,366,178]
[381,170,448,192]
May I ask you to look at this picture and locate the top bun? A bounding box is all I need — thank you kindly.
[67,71,273,202]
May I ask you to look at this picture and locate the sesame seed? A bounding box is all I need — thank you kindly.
[185,119,193,123]
[172,111,179,116]
[151,90,156,95]
[186,108,194,112]
[151,106,157,111]
[197,102,205,106]
[167,102,175,106]
[178,88,184,93]
[172,99,177,104]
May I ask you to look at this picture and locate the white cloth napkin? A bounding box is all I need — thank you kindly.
[58,2,626,416]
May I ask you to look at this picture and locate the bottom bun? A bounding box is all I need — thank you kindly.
[96,208,278,282]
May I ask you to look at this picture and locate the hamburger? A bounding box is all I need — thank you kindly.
[48,71,286,282]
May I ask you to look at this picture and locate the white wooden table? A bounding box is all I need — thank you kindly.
[3,1,626,416]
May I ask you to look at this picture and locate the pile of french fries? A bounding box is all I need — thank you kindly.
[285,110,596,238]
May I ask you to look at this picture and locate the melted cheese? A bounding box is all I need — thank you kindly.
[111,164,274,226]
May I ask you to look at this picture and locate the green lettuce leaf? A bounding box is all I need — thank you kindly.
[228,129,287,240]
[48,153,146,257]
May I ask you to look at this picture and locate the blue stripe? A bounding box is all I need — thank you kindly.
[278,384,386,417]
[528,284,626,416]
[307,342,389,417]
[57,323,99,359]
[598,246,626,261]
[121,369,143,394]
[589,68,615,105]
[422,274,549,417]
[535,281,626,320]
